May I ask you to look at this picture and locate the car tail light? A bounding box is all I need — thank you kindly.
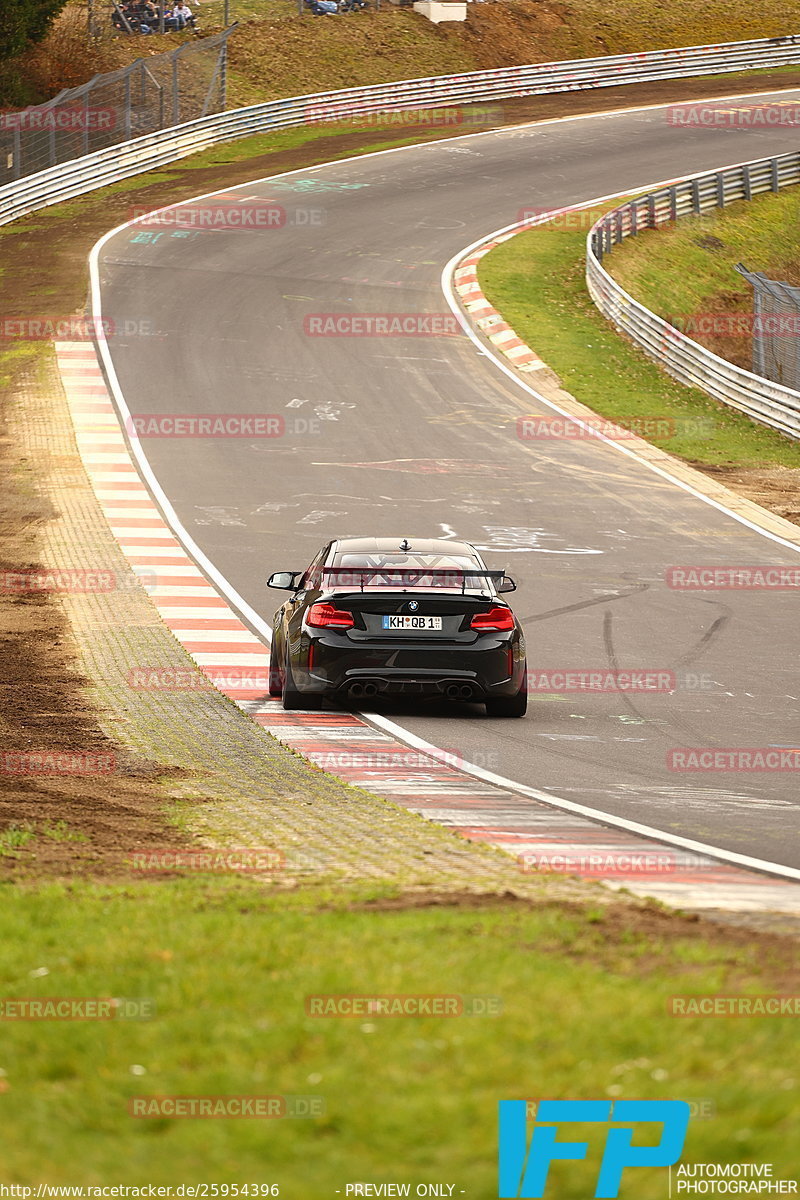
[470,606,515,631]
[307,602,354,629]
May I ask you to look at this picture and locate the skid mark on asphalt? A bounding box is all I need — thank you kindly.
[58,340,800,916]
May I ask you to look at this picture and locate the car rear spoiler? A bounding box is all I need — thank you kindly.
[320,567,516,594]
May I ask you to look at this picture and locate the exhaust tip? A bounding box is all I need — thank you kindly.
[362,682,378,698]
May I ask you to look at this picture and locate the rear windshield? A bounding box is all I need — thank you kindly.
[324,552,490,592]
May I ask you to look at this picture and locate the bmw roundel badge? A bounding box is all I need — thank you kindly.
[408,600,419,612]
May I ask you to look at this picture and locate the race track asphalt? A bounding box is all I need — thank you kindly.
[95,91,800,868]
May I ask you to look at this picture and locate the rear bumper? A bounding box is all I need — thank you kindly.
[299,633,525,699]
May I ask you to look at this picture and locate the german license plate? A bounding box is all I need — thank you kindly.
[382,615,443,630]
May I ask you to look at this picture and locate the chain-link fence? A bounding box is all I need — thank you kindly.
[0,26,234,186]
[735,262,800,391]
[94,0,238,37]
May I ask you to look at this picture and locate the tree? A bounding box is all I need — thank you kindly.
[0,0,70,63]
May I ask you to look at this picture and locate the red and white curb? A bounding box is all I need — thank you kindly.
[57,339,800,915]
[454,236,547,372]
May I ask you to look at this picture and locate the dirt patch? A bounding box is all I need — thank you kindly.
[347,891,800,963]
[687,462,800,523]
[0,383,195,880]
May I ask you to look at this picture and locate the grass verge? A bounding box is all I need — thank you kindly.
[607,186,800,372]
[478,212,800,470]
[0,881,797,1187]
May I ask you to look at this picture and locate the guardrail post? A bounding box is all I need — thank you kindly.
[124,72,132,141]
[647,194,656,229]
[771,158,779,192]
[753,288,766,378]
[83,89,91,156]
[172,46,181,126]
[220,35,229,112]
[742,164,752,202]
[691,179,700,214]
[669,186,677,221]
[716,173,725,208]
[12,129,21,180]
[630,204,637,236]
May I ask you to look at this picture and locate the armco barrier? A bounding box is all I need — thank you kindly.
[3,35,800,228]
[586,152,800,440]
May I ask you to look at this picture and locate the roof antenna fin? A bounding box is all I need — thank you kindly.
[399,538,411,551]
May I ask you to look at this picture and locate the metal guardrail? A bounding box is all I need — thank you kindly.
[586,151,800,440]
[3,34,800,229]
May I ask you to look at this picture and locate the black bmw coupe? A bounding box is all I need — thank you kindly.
[267,536,527,716]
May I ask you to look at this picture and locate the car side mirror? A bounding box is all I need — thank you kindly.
[497,575,517,593]
[267,571,301,590]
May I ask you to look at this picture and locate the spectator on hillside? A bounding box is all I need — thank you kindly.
[174,2,197,28]
[151,2,180,29]
[124,0,155,30]
[139,1,158,30]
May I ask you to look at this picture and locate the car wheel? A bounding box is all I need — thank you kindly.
[268,628,283,696]
[485,681,527,718]
[268,658,283,697]
[281,645,322,711]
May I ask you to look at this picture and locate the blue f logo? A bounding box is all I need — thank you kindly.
[498,1099,690,1198]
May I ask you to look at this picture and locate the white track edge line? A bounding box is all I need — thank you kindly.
[362,711,800,883]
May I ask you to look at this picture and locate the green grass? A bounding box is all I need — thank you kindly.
[0,827,36,859]
[0,880,797,1187]
[0,822,89,859]
[478,212,800,468]
[608,185,800,316]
